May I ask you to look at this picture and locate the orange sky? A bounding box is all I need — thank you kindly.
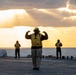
[0,26,76,48]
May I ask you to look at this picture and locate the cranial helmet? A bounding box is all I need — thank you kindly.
[34,28,40,32]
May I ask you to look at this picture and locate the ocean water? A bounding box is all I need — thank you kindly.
[1,48,76,57]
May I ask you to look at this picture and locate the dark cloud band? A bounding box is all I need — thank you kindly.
[0,0,66,9]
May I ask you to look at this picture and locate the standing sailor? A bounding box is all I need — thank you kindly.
[55,39,62,59]
[14,40,21,58]
[25,28,48,70]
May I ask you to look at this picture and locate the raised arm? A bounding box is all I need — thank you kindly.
[25,31,31,39]
[41,31,48,40]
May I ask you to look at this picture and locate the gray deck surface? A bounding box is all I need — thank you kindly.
[0,57,76,75]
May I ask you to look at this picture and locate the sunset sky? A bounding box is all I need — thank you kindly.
[0,0,76,48]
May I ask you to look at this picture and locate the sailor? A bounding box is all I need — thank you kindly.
[25,28,48,70]
[55,39,62,59]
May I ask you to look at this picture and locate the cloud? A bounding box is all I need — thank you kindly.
[0,8,76,28]
[0,0,76,9]
[71,0,76,5]
[0,0,66,9]
[0,0,76,27]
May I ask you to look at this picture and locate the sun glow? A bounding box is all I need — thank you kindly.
[0,9,27,27]
[0,9,26,20]
[0,9,38,28]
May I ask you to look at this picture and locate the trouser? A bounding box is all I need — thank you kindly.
[31,48,42,68]
[56,48,61,59]
[15,49,20,58]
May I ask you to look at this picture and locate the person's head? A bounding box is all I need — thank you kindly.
[33,28,40,34]
[16,40,19,43]
[57,39,60,43]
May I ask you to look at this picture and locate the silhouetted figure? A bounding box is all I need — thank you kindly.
[55,39,62,59]
[25,28,48,70]
[62,56,65,59]
[67,56,69,59]
[71,56,73,59]
[14,40,21,58]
